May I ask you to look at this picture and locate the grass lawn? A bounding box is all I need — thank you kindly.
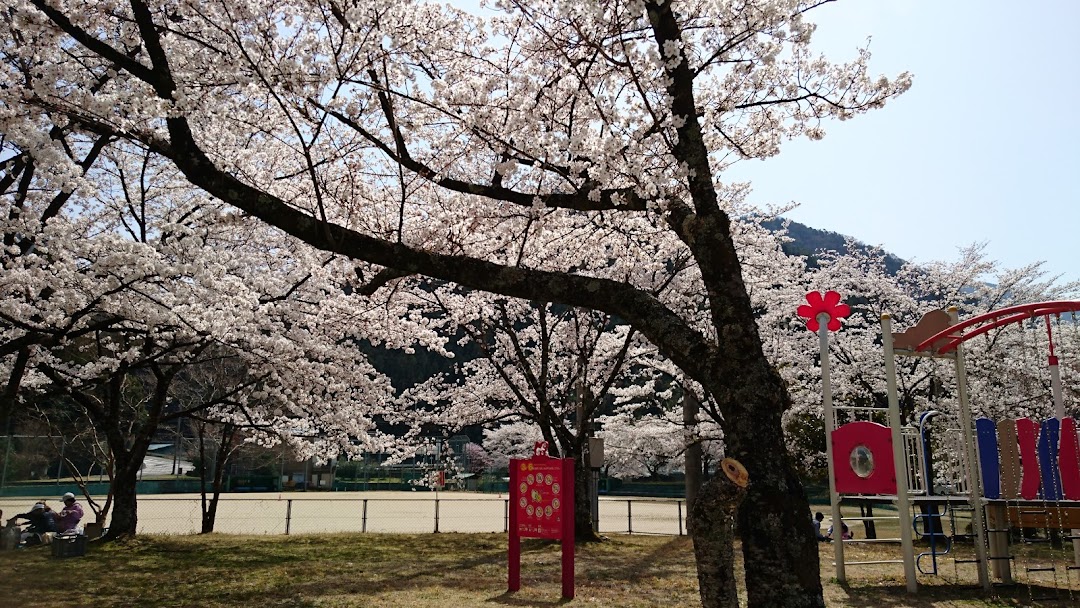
[0,533,1076,607]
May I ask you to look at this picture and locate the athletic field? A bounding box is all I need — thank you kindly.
[1,491,686,536]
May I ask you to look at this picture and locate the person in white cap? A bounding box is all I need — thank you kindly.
[55,492,84,533]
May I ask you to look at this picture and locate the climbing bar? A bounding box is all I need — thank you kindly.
[1004,505,1080,528]
[833,405,888,412]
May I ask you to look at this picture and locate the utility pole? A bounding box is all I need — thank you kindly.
[683,388,702,515]
[171,416,181,476]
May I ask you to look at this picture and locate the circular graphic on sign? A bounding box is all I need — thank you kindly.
[552,482,560,494]
[526,505,534,516]
[519,482,527,494]
[850,445,875,479]
[551,498,560,510]
[519,497,527,508]
[527,474,535,485]
[545,474,553,485]
[544,506,553,518]
[530,489,542,503]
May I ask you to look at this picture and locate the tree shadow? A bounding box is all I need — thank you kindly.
[484,591,571,607]
[839,581,1079,607]
[481,537,696,607]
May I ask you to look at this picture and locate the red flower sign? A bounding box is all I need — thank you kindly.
[797,290,851,332]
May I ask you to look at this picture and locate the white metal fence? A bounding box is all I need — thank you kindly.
[0,493,688,536]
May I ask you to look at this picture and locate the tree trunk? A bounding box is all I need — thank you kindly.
[201,494,220,534]
[690,458,748,608]
[573,451,600,542]
[862,502,877,539]
[198,422,235,533]
[725,390,823,608]
[202,441,229,533]
[103,453,140,541]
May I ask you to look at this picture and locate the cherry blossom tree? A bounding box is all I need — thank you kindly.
[462,442,492,474]
[1,144,400,539]
[1,2,912,604]
[386,206,795,540]
[600,407,724,479]
[392,291,658,540]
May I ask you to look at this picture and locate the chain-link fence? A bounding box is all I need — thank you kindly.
[0,494,687,536]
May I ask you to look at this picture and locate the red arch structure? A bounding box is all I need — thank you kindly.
[913,301,1080,356]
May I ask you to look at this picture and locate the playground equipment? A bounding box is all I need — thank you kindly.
[822,300,1080,597]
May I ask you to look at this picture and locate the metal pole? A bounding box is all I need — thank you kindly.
[362,499,368,533]
[279,444,286,491]
[627,500,632,534]
[434,496,440,533]
[1049,363,1065,421]
[1044,317,1079,569]
[504,498,509,533]
[172,417,181,476]
[285,499,292,535]
[1047,315,1065,421]
[882,314,918,592]
[591,469,599,532]
[819,315,845,584]
[683,390,702,515]
[950,308,990,591]
[1,418,11,492]
[677,500,683,536]
[508,461,520,592]
[56,438,66,488]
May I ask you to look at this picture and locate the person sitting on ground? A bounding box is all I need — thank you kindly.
[827,521,853,541]
[812,512,830,542]
[8,501,58,545]
[54,492,84,534]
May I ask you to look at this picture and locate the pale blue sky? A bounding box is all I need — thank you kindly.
[453,1,1078,283]
[726,0,1080,283]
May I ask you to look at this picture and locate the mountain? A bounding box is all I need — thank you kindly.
[762,218,906,275]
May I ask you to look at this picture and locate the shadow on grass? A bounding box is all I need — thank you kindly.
[839,581,1078,607]
[0,533,704,608]
[479,537,695,607]
[485,591,570,607]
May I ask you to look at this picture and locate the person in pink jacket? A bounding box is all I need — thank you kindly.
[54,493,84,533]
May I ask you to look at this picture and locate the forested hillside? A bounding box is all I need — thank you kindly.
[761,218,906,274]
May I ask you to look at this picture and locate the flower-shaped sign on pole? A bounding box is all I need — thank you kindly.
[797,290,851,332]
[797,289,850,582]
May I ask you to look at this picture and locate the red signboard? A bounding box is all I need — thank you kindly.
[513,456,565,538]
[508,442,574,599]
